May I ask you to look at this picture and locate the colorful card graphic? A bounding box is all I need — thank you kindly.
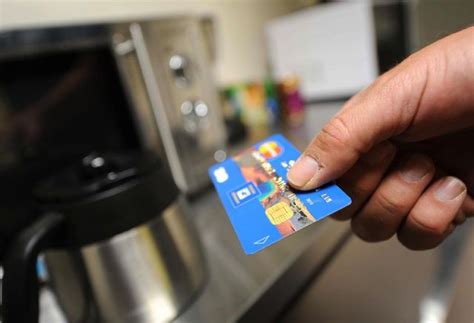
[209,134,352,254]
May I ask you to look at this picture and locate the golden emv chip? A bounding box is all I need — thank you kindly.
[265,202,294,225]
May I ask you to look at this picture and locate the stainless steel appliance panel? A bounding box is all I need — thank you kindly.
[45,198,206,323]
[129,18,227,194]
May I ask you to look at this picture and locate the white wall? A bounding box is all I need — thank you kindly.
[0,0,303,85]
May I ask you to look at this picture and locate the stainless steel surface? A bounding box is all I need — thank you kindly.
[44,198,206,323]
[112,25,165,159]
[43,251,91,322]
[130,22,187,192]
[83,198,205,323]
[130,18,227,194]
[39,287,68,323]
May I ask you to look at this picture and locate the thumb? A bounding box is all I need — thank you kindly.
[287,47,428,190]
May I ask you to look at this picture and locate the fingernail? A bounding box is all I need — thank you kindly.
[400,154,432,182]
[287,155,319,188]
[434,177,466,201]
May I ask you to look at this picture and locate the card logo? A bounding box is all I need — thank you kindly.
[213,167,229,183]
[258,141,283,159]
[236,187,252,200]
[229,182,260,207]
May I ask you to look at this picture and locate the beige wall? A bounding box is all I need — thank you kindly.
[0,0,307,85]
[411,0,474,50]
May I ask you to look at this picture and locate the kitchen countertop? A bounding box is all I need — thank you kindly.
[175,104,352,322]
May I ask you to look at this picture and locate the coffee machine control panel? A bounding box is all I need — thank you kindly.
[113,18,227,194]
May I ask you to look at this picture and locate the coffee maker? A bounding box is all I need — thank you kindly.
[2,152,206,323]
[0,16,219,322]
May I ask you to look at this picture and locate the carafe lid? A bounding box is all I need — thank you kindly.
[33,151,178,247]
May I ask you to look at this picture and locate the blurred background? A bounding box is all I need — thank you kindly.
[0,1,472,323]
[4,0,472,139]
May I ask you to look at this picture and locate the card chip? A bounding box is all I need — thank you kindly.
[265,202,294,225]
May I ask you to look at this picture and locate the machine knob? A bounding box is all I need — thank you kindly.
[180,100,194,116]
[180,100,210,134]
[169,54,190,87]
[194,101,209,117]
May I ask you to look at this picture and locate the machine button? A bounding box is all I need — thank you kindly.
[169,54,190,87]
[180,100,194,115]
[194,101,209,117]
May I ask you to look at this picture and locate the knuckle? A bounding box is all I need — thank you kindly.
[409,215,446,238]
[375,190,407,217]
[325,115,352,145]
[325,116,351,144]
[314,115,355,156]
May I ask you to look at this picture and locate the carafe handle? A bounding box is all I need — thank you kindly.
[2,212,64,323]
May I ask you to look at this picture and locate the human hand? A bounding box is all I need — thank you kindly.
[287,27,474,250]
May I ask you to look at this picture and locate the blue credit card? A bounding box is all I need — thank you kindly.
[208,134,352,254]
